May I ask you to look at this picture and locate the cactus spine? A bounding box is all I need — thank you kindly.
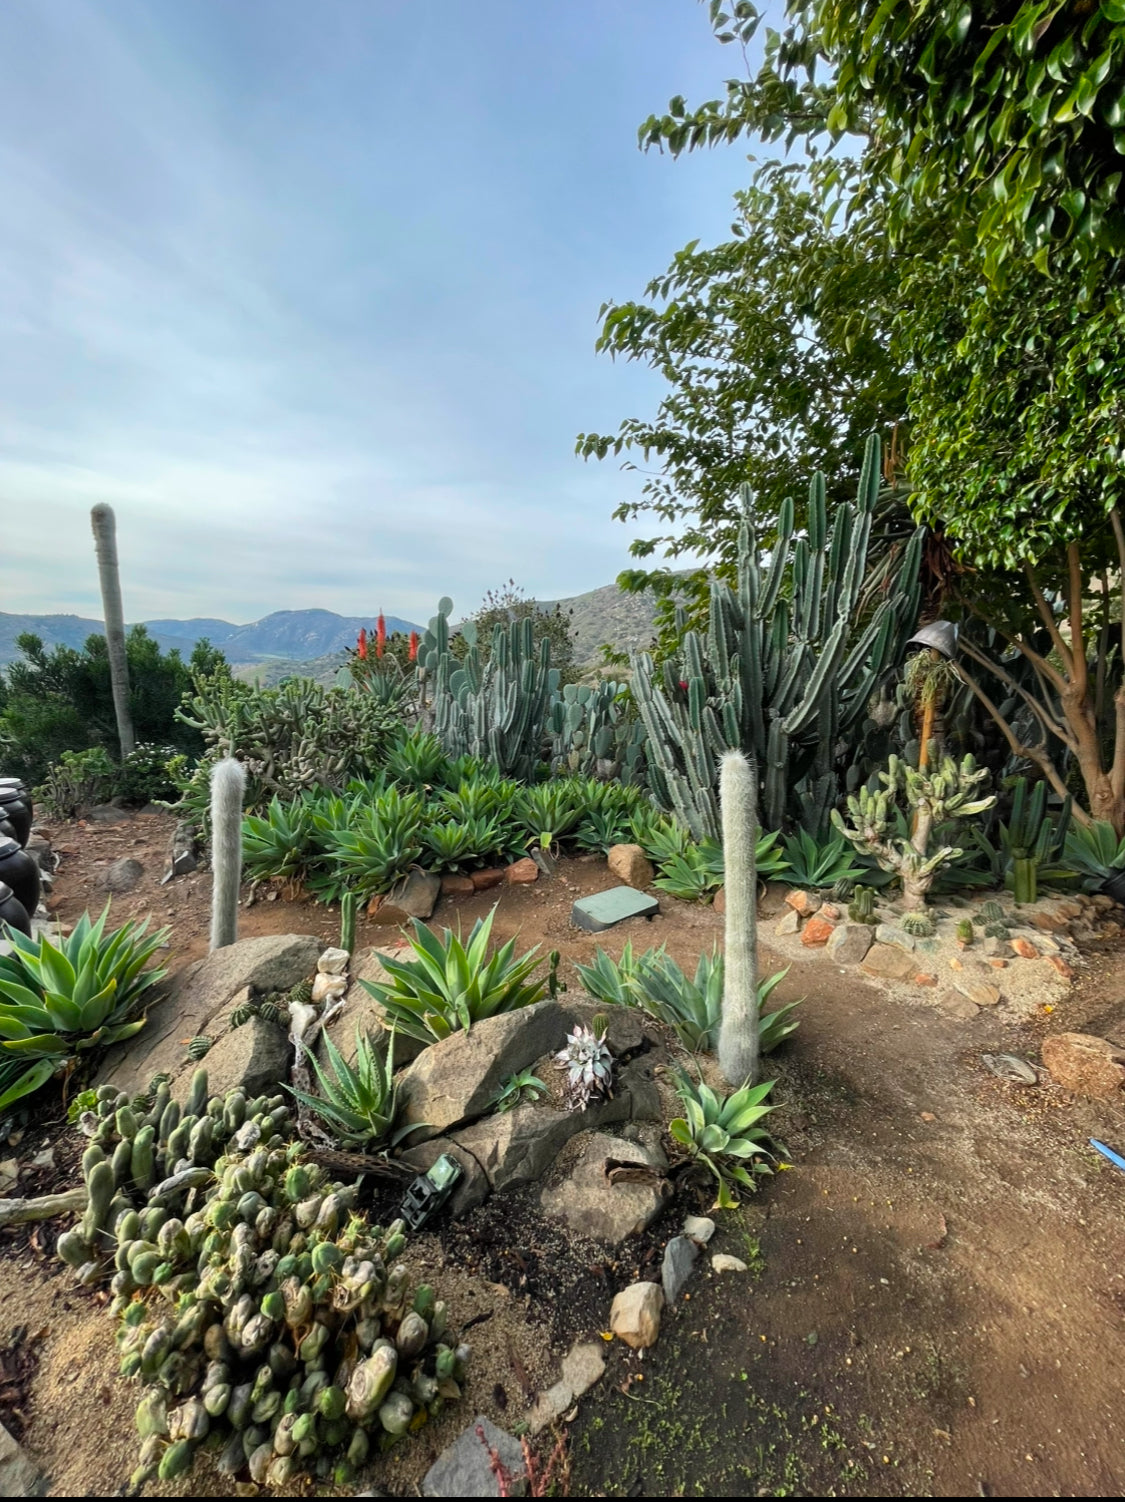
[90,503,135,757]
[717,750,760,1087]
[209,759,246,952]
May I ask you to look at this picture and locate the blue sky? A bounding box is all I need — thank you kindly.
[0,0,761,625]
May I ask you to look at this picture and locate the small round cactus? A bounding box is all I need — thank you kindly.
[955,917,974,944]
[186,1036,212,1061]
[900,911,935,938]
[980,899,1006,924]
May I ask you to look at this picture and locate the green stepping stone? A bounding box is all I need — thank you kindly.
[571,886,660,933]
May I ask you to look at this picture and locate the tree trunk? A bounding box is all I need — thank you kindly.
[90,504,135,757]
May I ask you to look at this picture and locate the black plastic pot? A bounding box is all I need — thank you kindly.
[0,789,31,848]
[0,816,15,843]
[1098,868,1125,907]
[0,837,39,916]
[0,880,31,938]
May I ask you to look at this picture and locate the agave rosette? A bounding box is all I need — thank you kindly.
[670,1072,777,1209]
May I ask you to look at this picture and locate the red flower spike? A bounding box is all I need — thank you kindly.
[357,628,368,660]
[409,630,419,662]
[376,611,386,659]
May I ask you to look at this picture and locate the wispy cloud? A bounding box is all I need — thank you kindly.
[0,0,756,624]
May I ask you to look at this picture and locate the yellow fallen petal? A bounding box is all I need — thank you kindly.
[600,1331,614,1342]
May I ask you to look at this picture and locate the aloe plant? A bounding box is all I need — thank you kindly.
[670,1071,778,1209]
[0,908,169,1110]
[1063,819,1125,889]
[361,907,546,1045]
[287,1029,415,1148]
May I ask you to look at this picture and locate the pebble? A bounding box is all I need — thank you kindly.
[662,1235,700,1306]
[711,1254,749,1274]
[316,947,350,975]
[683,1214,716,1244]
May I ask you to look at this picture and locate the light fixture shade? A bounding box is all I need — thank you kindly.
[906,619,959,658]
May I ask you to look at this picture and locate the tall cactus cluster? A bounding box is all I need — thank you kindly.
[717,750,760,1087]
[631,437,923,840]
[546,680,646,782]
[417,598,560,782]
[56,1072,466,1489]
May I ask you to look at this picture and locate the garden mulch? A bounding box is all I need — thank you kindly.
[2,809,1124,1497]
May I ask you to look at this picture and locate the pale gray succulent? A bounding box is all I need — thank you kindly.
[555,1023,614,1111]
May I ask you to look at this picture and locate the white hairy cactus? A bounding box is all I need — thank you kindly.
[717,749,760,1087]
[209,758,246,952]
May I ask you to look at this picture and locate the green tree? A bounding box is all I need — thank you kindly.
[468,582,579,681]
[0,628,228,786]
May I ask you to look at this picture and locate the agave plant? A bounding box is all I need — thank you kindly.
[574,806,635,855]
[0,908,170,1111]
[780,827,868,888]
[384,731,451,790]
[361,907,546,1045]
[670,1071,778,1209]
[241,795,317,883]
[516,782,584,847]
[573,941,657,1007]
[287,1029,417,1148]
[1063,818,1125,889]
[319,785,424,898]
[490,1068,547,1113]
[419,819,477,872]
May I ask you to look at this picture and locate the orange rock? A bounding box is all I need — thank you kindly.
[440,874,475,896]
[949,957,964,971]
[914,972,937,986]
[713,886,726,915]
[800,914,836,947]
[471,868,506,891]
[1033,911,1069,933]
[1046,953,1075,981]
[785,889,821,916]
[820,902,842,921]
[1041,1032,1125,1098]
[989,958,1008,969]
[506,858,539,885]
[366,893,383,917]
[1010,936,1038,959]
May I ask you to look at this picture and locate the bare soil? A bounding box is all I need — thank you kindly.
[3,809,1124,1498]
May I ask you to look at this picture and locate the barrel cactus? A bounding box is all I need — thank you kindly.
[900,911,934,938]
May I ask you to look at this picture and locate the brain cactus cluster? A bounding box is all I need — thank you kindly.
[54,1071,467,1490]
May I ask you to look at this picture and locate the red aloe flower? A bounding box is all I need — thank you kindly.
[356,628,368,660]
[409,630,419,662]
[376,611,386,659]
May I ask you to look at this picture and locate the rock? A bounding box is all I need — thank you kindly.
[1046,953,1075,980]
[30,1147,54,1170]
[23,834,52,873]
[939,991,980,1020]
[87,804,129,824]
[713,886,725,915]
[0,1420,47,1498]
[184,1015,290,1101]
[683,1214,716,1244]
[606,844,654,890]
[874,923,915,952]
[561,1341,606,1398]
[954,978,1001,1007]
[397,998,644,1139]
[785,889,820,915]
[1032,911,1069,933]
[370,869,441,925]
[1010,936,1038,959]
[825,922,872,964]
[661,1234,699,1306]
[609,1282,663,1349]
[441,874,475,896]
[774,909,800,936]
[711,1254,749,1274]
[860,943,917,980]
[800,914,836,947]
[311,972,347,1005]
[99,857,144,893]
[539,1129,667,1244]
[506,858,539,885]
[1041,1032,1125,1099]
[317,947,350,975]
[989,959,1008,969]
[95,933,319,1095]
[821,903,842,920]
[0,1161,17,1194]
[1054,900,1083,920]
[526,1379,574,1436]
[422,1414,526,1498]
[571,887,660,933]
[318,945,426,1071]
[913,972,937,986]
[471,868,506,892]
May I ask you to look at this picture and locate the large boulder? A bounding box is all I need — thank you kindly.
[185,1015,290,1102]
[396,998,646,1140]
[369,869,441,925]
[96,933,319,1095]
[1041,1032,1125,1099]
[539,1131,669,1245]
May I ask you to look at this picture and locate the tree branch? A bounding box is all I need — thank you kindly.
[958,638,1077,753]
[1024,563,1073,677]
[1067,540,1087,700]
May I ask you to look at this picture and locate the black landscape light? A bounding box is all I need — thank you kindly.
[399,1153,463,1231]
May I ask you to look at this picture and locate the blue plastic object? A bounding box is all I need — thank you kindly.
[1090,1138,1125,1174]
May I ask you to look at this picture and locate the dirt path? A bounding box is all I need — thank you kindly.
[573,939,1125,1498]
[7,811,1125,1497]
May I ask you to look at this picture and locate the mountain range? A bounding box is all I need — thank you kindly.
[0,582,659,674]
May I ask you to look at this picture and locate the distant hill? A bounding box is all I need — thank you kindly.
[0,609,420,669]
[542,581,659,664]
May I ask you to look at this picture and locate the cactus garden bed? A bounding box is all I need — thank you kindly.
[3,806,1125,1498]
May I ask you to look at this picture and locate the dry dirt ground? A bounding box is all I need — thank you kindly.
[2,809,1124,1498]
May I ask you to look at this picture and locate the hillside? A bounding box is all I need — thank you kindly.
[0,608,420,668]
[542,580,658,663]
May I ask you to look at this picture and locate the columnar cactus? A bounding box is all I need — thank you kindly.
[339,891,357,956]
[832,753,996,908]
[717,750,760,1087]
[90,503,135,757]
[210,758,246,952]
[630,437,923,839]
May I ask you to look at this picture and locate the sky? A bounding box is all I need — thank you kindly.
[0,0,763,626]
